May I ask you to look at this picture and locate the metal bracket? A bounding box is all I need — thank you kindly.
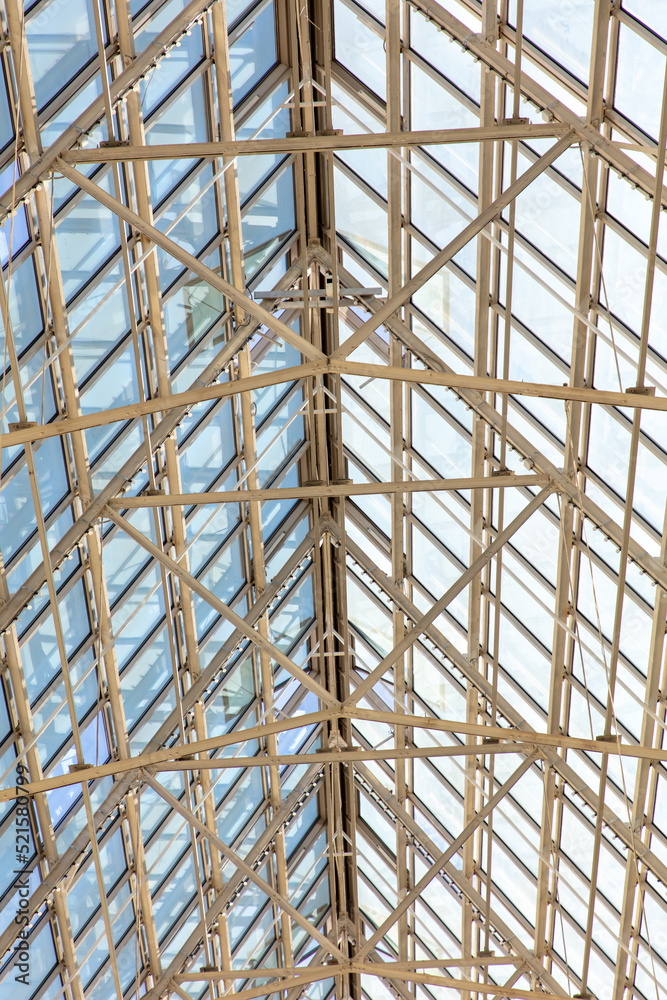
[8,421,36,431]
[624,385,656,395]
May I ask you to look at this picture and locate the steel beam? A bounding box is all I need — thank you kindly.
[105,474,548,507]
[59,123,570,162]
[7,712,667,804]
[5,363,667,451]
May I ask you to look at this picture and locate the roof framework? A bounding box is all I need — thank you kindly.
[0,1,667,999]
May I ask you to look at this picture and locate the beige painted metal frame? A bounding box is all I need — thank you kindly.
[1,0,666,999]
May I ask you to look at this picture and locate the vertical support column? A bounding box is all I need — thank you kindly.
[533,0,609,965]
[463,0,496,977]
[612,501,667,1000]
[114,0,235,972]
[400,3,415,971]
[213,0,294,975]
[3,0,162,987]
[385,0,407,972]
[0,586,83,1000]
[212,0,246,320]
[237,344,295,974]
[584,45,667,1000]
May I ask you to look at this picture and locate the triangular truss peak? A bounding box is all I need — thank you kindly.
[1,1,667,999]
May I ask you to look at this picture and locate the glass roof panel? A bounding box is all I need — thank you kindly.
[2,0,667,997]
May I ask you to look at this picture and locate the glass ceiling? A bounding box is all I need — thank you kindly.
[1,1,667,999]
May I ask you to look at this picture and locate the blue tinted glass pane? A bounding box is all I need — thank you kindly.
[614,25,666,138]
[0,685,9,741]
[512,160,579,279]
[81,342,140,461]
[230,2,276,104]
[412,391,471,479]
[10,921,57,997]
[0,815,36,898]
[0,437,69,562]
[26,0,99,110]
[411,243,475,356]
[55,171,121,301]
[510,0,593,83]
[264,513,307,581]
[411,168,476,276]
[331,84,387,198]
[41,76,105,166]
[77,916,110,988]
[20,352,57,431]
[0,166,30,265]
[33,683,73,767]
[334,0,385,99]
[217,769,264,845]
[256,392,304,485]
[156,171,218,291]
[622,1,667,39]
[242,166,295,278]
[254,340,301,422]
[21,615,61,703]
[111,564,166,668]
[35,436,69,515]
[103,509,154,606]
[236,82,291,202]
[69,263,132,383]
[505,245,573,364]
[194,536,245,637]
[138,26,202,115]
[0,71,13,152]
[163,250,225,369]
[411,65,479,194]
[4,258,43,359]
[410,11,480,102]
[334,166,387,278]
[180,399,236,491]
[227,0,257,25]
[269,574,314,649]
[204,656,255,730]
[121,626,171,730]
[147,82,208,204]
[187,494,239,576]
[601,228,646,335]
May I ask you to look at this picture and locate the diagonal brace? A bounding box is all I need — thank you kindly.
[345,485,556,706]
[355,753,538,961]
[56,158,325,362]
[142,773,345,962]
[105,507,338,707]
[330,132,575,361]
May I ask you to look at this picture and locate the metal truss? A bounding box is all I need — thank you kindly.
[1,2,667,1000]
